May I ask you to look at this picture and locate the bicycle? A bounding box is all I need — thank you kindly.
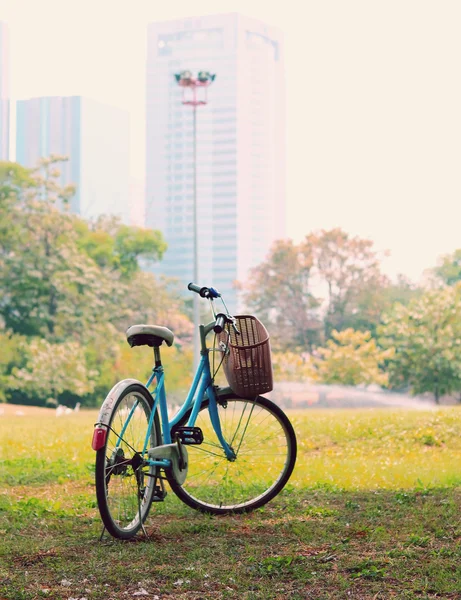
[92,283,297,539]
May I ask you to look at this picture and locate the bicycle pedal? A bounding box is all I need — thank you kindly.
[175,427,204,445]
[152,485,167,502]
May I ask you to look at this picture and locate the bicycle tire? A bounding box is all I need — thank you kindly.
[95,383,161,539]
[169,395,297,514]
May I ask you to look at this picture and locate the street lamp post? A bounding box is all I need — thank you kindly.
[174,70,215,370]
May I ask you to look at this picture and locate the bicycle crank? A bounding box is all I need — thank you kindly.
[148,443,188,485]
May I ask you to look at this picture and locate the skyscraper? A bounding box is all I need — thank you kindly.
[16,96,130,222]
[146,14,285,310]
[0,22,9,161]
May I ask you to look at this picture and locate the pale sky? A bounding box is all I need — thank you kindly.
[1,0,460,282]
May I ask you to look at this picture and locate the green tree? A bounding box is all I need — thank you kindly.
[0,158,192,407]
[380,283,461,403]
[11,338,98,406]
[113,342,193,406]
[342,274,421,336]
[0,202,120,339]
[272,351,317,382]
[119,272,193,343]
[76,215,167,278]
[432,249,461,286]
[0,159,168,342]
[0,162,34,250]
[0,158,107,338]
[313,328,393,386]
[0,329,24,403]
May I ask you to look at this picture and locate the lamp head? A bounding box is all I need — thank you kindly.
[197,71,216,83]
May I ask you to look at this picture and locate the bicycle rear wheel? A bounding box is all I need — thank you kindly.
[95,383,160,539]
[169,395,296,514]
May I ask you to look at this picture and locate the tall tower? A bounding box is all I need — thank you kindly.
[146,13,286,310]
[0,22,9,161]
[16,96,131,222]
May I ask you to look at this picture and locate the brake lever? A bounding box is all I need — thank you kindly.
[231,320,240,336]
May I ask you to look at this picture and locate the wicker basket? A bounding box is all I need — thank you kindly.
[218,315,273,399]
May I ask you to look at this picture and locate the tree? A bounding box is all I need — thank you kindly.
[243,229,392,350]
[432,249,461,286]
[0,158,109,338]
[112,342,193,406]
[272,351,317,382]
[380,283,461,403]
[0,159,168,342]
[0,203,120,339]
[0,158,191,407]
[341,274,421,337]
[0,162,34,251]
[116,271,193,344]
[310,228,384,337]
[0,329,24,403]
[243,239,322,351]
[10,338,98,406]
[313,328,393,387]
[75,216,167,278]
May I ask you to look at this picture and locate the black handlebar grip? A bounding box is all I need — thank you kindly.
[214,314,226,334]
[188,282,202,294]
[188,282,210,297]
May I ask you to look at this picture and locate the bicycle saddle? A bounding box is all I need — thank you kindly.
[126,324,174,348]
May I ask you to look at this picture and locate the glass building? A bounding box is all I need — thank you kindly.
[146,14,286,310]
[0,22,9,161]
[16,96,130,222]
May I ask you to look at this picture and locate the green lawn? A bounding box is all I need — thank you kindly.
[1,405,461,599]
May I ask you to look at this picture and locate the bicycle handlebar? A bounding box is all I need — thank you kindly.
[188,283,238,335]
[187,282,209,297]
[188,282,221,299]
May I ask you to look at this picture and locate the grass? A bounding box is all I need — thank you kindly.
[1,405,461,598]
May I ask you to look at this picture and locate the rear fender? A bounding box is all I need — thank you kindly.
[95,378,149,426]
[92,379,150,451]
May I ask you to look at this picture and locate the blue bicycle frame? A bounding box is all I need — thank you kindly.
[115,320,236,471]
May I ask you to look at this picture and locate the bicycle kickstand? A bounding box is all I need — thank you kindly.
[137,479,150,540]
[99,525,106,542]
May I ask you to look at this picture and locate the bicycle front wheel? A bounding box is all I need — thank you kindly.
[169,395,297,514]
[95,383,160,539]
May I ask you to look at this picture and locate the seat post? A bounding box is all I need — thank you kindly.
[153,346,162,368]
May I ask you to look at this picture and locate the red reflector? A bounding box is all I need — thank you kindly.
[92,427,108,451]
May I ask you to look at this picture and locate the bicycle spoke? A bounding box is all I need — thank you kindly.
[234,402,256,456]
[186,445,226,459]
[170,396,296,513]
